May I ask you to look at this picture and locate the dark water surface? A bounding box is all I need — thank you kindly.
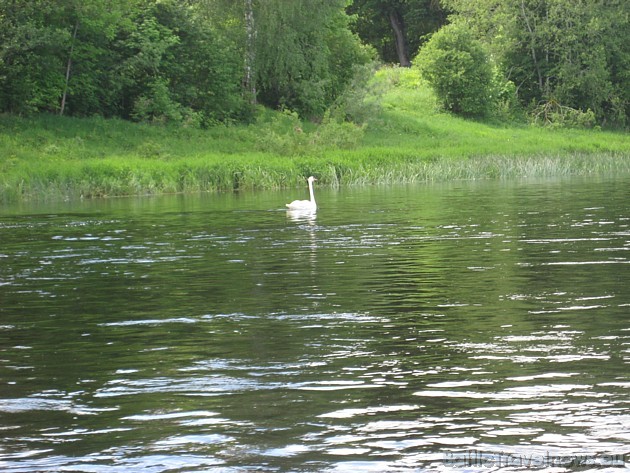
[1,177,629,472]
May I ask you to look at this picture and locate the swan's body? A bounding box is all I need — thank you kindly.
[286,176,317,211]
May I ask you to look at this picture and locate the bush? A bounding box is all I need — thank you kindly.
[255,109,309,155]
[328,62,384,125]
[415,23,494,118]
[492,71,524,122]
[311,112,365,149]
[131,79,203,128]
[254,108,365,155]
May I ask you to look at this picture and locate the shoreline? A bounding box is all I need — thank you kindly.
[1,107,628,203]
[2,151,629,204]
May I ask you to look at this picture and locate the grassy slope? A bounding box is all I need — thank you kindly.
[1,69,629,202]
[367,82,627,158]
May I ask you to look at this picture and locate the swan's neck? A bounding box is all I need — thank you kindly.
[308,180,316,204]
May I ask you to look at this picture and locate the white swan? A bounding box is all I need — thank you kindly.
[286,176,317,211]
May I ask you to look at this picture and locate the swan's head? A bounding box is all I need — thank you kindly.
[308,176,317,183]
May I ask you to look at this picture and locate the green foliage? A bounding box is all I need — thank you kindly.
[151,0,246,124]
[443,0,630,128]
[415,23,494,117]
[254,0,372,118]
[0,0,370,124]
[347,0,448,65]
[328,62,385,124]
[1,0,627,128]
[131,79,181,125]
[254,109,365,155]
[254,109,309,155]
[313,112,366,149]
[0,0,247,125]
[0,0,68,114]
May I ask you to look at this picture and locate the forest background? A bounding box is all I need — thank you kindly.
[0,0,629,201]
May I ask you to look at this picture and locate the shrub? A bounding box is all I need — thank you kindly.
[254,108,365,155]
[328,62,384,125]
[415,23,494,118]
[255,109,309,155]
[311,112,365,149]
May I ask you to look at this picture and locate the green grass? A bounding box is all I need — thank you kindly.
[1,68,629,203]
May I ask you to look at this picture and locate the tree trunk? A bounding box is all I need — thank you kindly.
[389,10,410,67]
[243,0,257,104]
[519,0,544,94]
[60,21,79,116]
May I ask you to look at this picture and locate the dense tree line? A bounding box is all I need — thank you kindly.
[441,0,630,126]
[0,0,246,124]
[0,0,370,124]
[0,0,628,127]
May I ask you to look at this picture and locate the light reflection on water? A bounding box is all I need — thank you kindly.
[0,177,629,472]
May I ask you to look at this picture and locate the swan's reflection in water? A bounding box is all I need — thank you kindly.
[286,209,318,271]
[286,209,317,225]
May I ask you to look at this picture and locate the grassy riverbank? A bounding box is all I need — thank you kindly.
[1,70,629,203]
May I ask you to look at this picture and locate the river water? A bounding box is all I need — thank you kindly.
[0,177,629,472]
